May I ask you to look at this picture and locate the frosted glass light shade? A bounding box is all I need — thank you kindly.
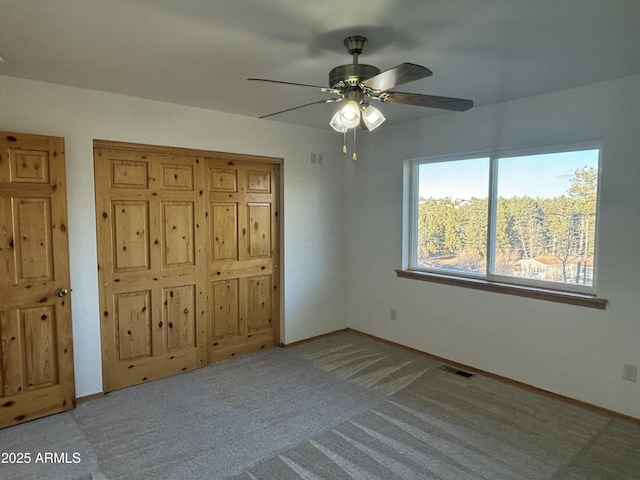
[338,101,361,128]
[330,101,361,131]
[330,110,349,132]
[362,104,386,131]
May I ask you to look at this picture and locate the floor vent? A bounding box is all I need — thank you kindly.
[439,365,475,378]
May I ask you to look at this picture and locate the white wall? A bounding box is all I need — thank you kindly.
[347,74,640,419]
[0,75,349,397]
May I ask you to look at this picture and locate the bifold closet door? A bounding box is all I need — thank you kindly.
[95,142,280,392]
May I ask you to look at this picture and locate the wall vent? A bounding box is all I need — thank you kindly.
[439,365,475,378]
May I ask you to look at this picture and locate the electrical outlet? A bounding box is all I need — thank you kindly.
[310,153,317,164]
[623,364,637,382]
[390,309,397,321]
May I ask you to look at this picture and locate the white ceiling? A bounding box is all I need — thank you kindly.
[1,0,640,129]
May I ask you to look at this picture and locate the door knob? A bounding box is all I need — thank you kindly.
[55,287,69,297]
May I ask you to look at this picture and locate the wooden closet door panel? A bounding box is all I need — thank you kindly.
[114,290,152,361]
[164,284,196,350]
[112,200,150,272]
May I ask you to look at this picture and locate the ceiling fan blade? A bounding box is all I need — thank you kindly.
[258,98,342,119]
[379,91,473,111]
[361,63,433,92]
[248,78,340,93]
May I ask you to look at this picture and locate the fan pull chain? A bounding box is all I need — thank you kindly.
[342,131,347,155]
[352,128,357,161]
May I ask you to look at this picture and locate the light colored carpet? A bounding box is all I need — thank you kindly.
[1,331,638,479]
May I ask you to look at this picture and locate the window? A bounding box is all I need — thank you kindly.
[406,145,601,294]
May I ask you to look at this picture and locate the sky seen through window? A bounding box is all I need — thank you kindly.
[419,150,599,200]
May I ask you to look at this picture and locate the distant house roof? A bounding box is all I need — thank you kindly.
[532,255,563,266]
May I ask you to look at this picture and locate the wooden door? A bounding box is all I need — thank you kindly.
[94,146,207,392]
[207,159,280,361]
[0,131,75,428]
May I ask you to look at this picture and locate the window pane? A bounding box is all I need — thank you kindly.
[416,158,490,275]
[494,150,599,286]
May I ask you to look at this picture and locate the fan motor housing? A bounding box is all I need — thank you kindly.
[329,64,380,88]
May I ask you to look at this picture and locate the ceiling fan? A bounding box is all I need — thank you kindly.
[248,35,473,159]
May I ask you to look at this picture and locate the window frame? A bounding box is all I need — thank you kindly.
[403,142,603,297]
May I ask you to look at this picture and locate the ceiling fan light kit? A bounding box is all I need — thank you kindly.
[249,35,473,160]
